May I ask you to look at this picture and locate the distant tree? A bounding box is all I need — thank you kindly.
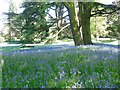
[46,2,70,40]
[10,2,50,43]
[53,3,68,39]
[105,0,120,38]
[90,16,108,40]
[106,13,119,38]
[6,0,17,41]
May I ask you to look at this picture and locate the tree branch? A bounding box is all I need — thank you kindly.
[46,12,54,18]
[52,23,70,39]
[46,15,69,27]
[91,8,119,17]
[44,24,70,44]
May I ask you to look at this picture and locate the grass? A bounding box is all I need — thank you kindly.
[1,44,119,88]
[0,44,50,52]
[0,46,21,52]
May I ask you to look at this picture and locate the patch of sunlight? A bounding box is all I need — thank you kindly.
[0,42,21,47]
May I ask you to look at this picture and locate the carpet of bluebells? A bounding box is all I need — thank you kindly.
[1,44,119,88]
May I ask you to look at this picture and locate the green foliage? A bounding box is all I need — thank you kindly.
[9,2,50,43]
[22,2,49,43]
[0,35,5,43]
[3,0,18,42]
[106,14,119,38]
[90,17,108,38]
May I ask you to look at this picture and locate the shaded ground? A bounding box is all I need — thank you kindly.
[0,40,118,56]
[0,40,119,54]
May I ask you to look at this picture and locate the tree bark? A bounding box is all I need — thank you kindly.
[118,11,120,37]
[78,3,92,45]
[81,14,92,44]
[67,3,83,46]
[64,2,93,45]
[117,2,120,37]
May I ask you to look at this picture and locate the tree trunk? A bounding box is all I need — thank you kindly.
[118,5,120,37]
[8,30,12,41]
[68,3,83,46]
[8,21,12,42]
[79,3,92,45]
[81,15,92,44]
[118,13,120,36]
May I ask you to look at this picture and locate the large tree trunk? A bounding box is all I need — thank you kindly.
[67,3,83,46]
[117,2,120,37]
[118,11,120,37]
[81,14,92,44]
[64,2,92,45]
[78,3,92,45]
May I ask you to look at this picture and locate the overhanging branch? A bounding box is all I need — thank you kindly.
[46,15,69,27]
[90,2,120,17]
[91,8,120,17]
[43,23,70,44]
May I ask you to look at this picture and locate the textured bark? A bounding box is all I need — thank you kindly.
[68,3,83,46]
[118,12,120,36]
[117,2,120,36]
[81,14,92,44]
[79,3,92,45]
[64,2,93,45]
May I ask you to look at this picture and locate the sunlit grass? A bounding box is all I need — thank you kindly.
[1,44,119,88]
[0,44,48,52]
